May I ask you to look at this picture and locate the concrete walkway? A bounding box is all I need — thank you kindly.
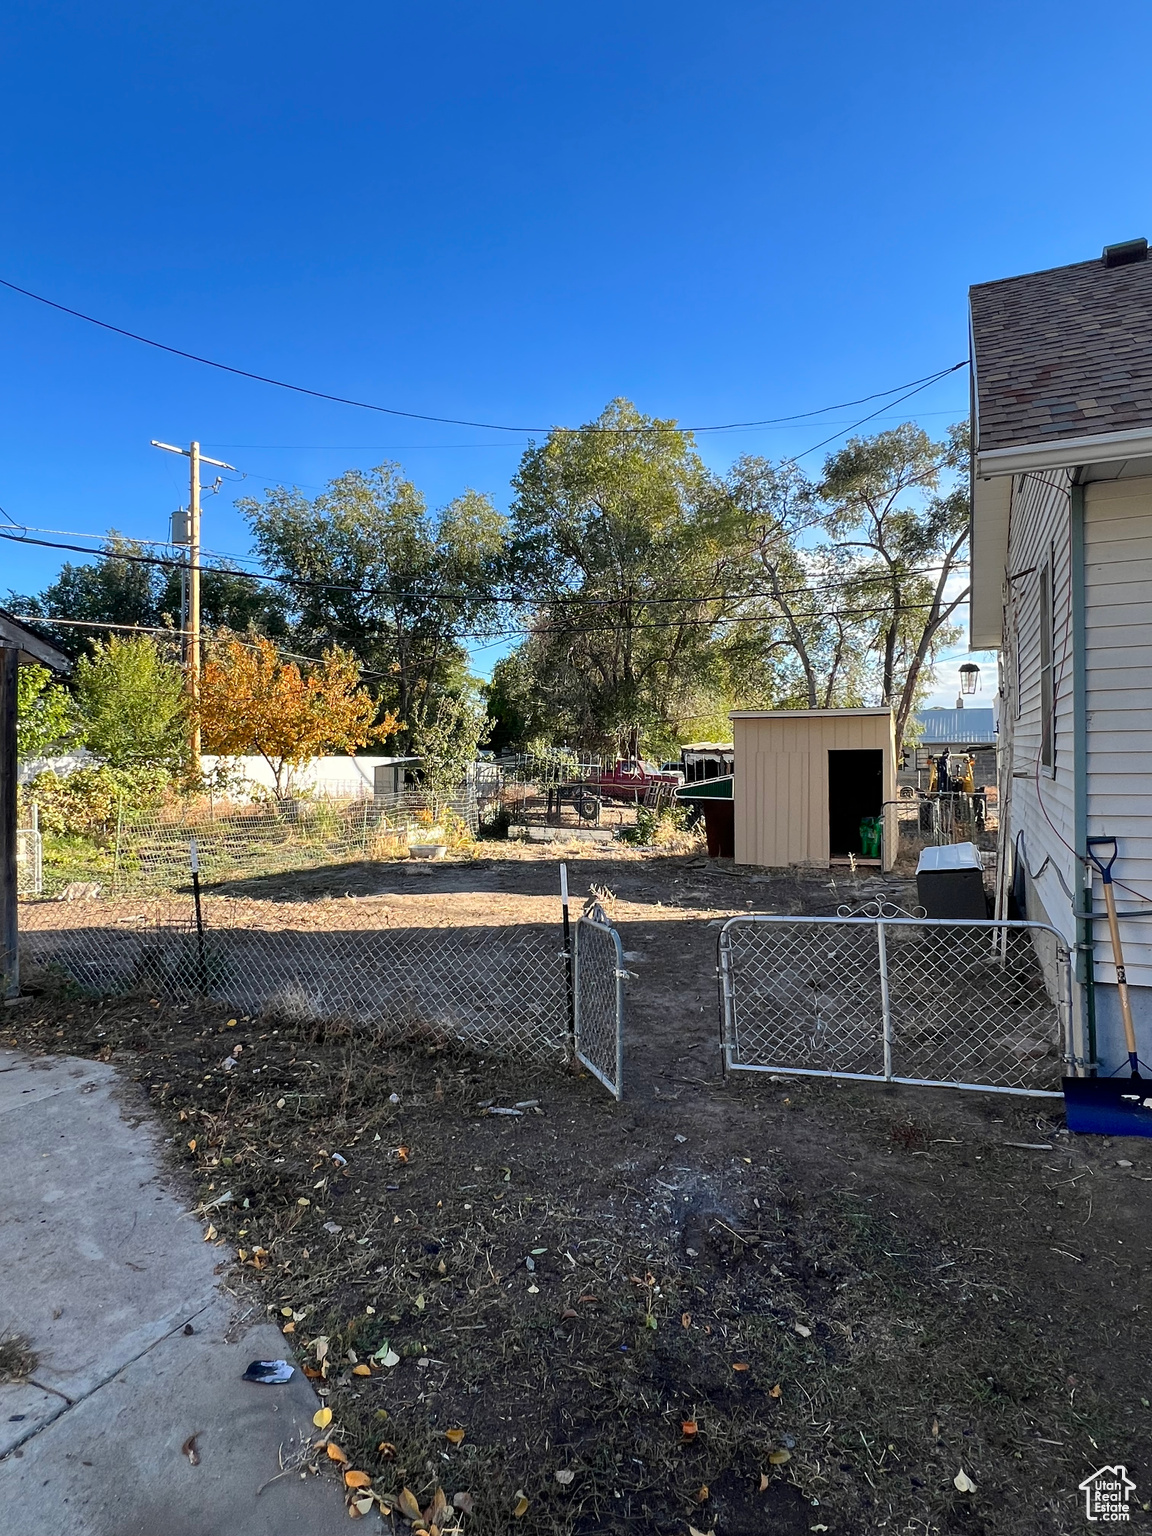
[0,1048,347,1535]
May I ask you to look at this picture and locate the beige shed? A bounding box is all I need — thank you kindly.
[729,708,897,870]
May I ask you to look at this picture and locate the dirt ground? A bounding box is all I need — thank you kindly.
[6,841,1152,1535]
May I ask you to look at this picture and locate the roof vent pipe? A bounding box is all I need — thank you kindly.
[1102,238,1148,268]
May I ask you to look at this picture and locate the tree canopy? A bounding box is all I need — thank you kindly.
[239,466,507,749]
[199,635,398,797]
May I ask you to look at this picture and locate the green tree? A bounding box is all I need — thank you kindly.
[411,693,491,815]
[74,636,188,772]
[725,456,875,709]
[818,423,969,751]
[509,399,745,755]
[7,532,286,656]
[239,466,508,747]
[16,664,80,761]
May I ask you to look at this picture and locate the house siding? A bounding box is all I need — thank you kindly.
[1084,476,1152,990]
[1000,470,1078,949]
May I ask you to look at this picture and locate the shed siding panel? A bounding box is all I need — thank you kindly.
[732,712,894,868]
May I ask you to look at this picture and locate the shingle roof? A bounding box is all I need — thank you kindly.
[970,249,1152,454]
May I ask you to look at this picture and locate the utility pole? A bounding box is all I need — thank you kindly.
[152,440,235,777]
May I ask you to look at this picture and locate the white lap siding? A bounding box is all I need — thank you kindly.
[1084,477,1152,989]
[1001,470,1078,949]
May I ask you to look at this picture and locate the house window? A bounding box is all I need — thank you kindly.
[1039,556,1054,771]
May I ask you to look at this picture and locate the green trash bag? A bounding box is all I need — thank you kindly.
[859,816,882,858]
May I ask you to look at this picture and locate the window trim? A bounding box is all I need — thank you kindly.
[1039,553,1055,774]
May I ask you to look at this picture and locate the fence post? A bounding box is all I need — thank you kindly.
[560,863,575,1060]
[717,927,734,1076]
[877,919,894,1080]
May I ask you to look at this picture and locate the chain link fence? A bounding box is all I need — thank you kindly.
[573,912,625,1100]
[18,888,572,1063]
[718,910,1073,1096]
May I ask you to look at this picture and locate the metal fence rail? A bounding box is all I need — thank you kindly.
[573,914,625,1100]
[718,910,1073,1097]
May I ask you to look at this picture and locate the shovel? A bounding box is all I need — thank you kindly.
[1063,837,1152,1136]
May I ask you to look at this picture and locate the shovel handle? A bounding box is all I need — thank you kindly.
[1089,840,1139,1072]
[1087,836,1119,880]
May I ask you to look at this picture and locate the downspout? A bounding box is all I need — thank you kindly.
[1070,481,1096,1073]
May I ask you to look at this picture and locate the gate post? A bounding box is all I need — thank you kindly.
[717,928,735,1077]
[877,919,894,1080]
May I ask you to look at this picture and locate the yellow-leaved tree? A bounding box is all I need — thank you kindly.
[199,636,397,797]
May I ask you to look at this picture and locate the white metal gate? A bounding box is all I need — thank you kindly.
[718,907,1073,1097]
[573,912,625,1101]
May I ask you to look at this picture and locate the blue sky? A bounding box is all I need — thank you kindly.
[2,1,1150,704]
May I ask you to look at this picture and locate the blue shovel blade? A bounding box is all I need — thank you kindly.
[1063,1076,1152,1138]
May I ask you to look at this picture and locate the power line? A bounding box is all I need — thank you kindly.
[0,526,969,611]
[0,272,967,435]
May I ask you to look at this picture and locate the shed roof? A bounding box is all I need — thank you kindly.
[970,244,1152,457]
[729,708,892,720]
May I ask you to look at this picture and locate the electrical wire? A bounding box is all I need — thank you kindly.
[0,272,967,435]
[0,526,969,612]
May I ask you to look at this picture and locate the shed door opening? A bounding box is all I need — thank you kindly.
[828,749,883,857]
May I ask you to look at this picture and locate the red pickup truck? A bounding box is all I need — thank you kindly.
[592,759,682,804]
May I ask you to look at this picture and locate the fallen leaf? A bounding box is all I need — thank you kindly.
[555,1469,575,1486]
[681,1420,699,1440]
[281,1321,295,1335]
[954,1468,977,1494]
[396,1146,410,1162]
[688,1526,714,1536]
[353,1496,375,1516]
[453,1492,475,1514]
[377,1442,397,1458]
[561,1307,578,1320]
[398,1487,423,1521]
[344,1470,372,1489]
[188,1139,197,1152]
[327,1443,350,1465]
[281,1307,294,1318]
[512,1494,530,1518]
[931,1417,939,1439]
[415,1293,426,1311]
[681,1312,692,1329]
[793,1323,811,1338]
[314,1338,330,1363]
[203,1224,217,1242]
[759,1473,770,1491]
[732,1361,749,1372]
[314,1407,333,1430]
[577,1294,598,1303]
[348,1505,362,1521]
[768,1450,791,1465]
[181,1433,200,1466]
[696,1484,709,1500]
[374,1347,400,1368]
[426,1487,449,1523]
[352,1363,371,1376]
[769,1383,782,1399]
[445,1428,466,1446]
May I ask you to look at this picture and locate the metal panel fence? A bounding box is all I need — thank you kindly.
[718,909,1073,1097]
[573,914,625,1101]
